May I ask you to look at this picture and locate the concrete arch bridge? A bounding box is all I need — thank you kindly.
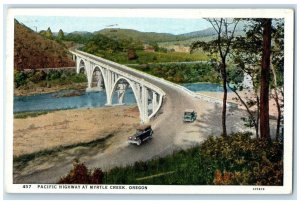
[70,50,166,123]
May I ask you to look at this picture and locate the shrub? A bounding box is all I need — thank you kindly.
[127,49,138,60]
[205,133,283,185]
[48,70,61,80]
[28,70,47,83]
[58,160,104,184]
[72,73,87,83]
[14,70,28,88]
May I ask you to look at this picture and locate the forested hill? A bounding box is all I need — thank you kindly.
[97,28,181,43]
[14,20,74,70]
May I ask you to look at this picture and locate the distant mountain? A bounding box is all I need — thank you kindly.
[69,31,92,35]
[179,22,245,39]
[96,28,182,43]
[95,25,245,44]
[14,20,74,70]
[179,27,216,38]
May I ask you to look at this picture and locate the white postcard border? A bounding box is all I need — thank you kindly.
[4,8,294,194]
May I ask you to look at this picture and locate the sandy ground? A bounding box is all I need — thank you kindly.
[199,91,281,118]
[13,106,140,156]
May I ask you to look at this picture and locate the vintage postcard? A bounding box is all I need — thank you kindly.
[4,8,294,194]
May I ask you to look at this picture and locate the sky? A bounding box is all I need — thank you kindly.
[15,16,212,35]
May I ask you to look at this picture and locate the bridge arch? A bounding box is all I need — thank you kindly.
[110,77,142,119]
[78,59,86,74]
[90,65,106,92]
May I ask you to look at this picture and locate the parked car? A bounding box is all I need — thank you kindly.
[128,125,153,146]
[183,109,197,122]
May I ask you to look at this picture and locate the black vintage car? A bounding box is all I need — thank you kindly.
[183,109,197,122]
[128,125,153,146]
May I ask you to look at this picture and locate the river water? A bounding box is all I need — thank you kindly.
[14,83,226,113]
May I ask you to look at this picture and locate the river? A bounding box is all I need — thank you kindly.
[14,83,227,113]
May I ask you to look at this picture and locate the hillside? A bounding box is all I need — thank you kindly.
[96,28,183,43]
[14,20,75,70]
[64,31,93,44]
[179,27,216,38]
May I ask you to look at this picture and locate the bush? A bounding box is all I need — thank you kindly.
[72,73,87,83]
[28,70,47,83]
[127,49,138,60]
[58,160,104,184]
[14,70,28,88]
[48,70,61,80]
[202,133,283,185]
[14,69,87,90]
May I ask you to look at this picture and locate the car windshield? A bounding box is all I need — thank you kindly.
[184,112,193,116]
[136,130,143,134]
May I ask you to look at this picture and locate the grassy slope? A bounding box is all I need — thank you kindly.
[103,133,283,185]
[14,20,75,70]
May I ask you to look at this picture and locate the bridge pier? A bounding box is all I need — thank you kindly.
[152,92,158,113]
[116,83,128,105]
[141,86,150,123]
[105,70,113,106]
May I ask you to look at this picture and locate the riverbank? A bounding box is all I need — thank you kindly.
[13,105,140,157]
[199,91,281,118]
[14,82,87,96]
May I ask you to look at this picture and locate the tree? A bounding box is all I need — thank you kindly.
[230,19,284,140]
[260,19,272,141]
[83,33,123,54]
[271,19,284,141]
[45,27,53,39]
[230,19,263,139]
[39,27,53,40]
[191,18,240,137]
[57,29,65,41]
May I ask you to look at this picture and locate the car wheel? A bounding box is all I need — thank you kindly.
[137,139,141,146]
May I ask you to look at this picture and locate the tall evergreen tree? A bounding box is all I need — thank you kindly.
[57,29,65,41]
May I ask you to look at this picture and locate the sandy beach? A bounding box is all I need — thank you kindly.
[13,105,140,156]
[198,91,281,118]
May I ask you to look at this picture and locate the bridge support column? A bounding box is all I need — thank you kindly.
[105,70,113,106]
[141,85,149,123]
[152,92,158,112]
[85,61,93,92]
[75,57,81,74]
[97,75,104,91]
[116,83,128,105]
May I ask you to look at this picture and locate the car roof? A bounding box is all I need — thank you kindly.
[184,109,195,112]
[137,124,151,130]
